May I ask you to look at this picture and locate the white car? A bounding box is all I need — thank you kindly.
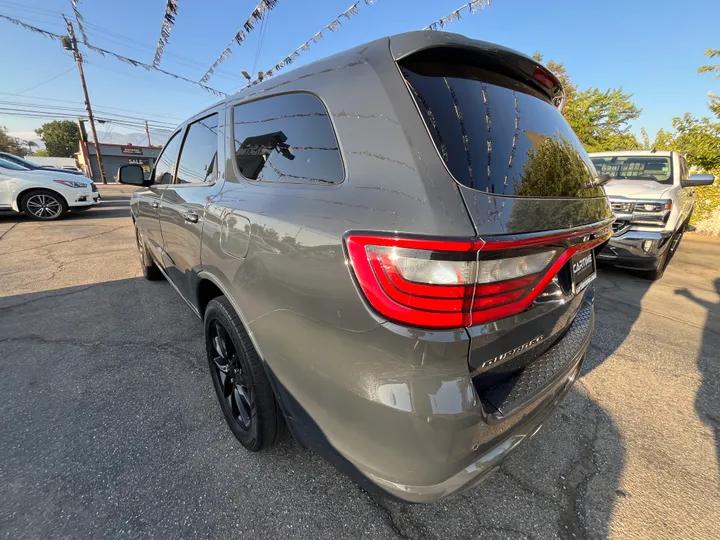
[0,158,99,220]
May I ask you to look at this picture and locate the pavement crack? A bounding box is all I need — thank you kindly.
[497,466,560,506]
[0,226,125,255]
[0,222,21,240]
[557,412,602,540]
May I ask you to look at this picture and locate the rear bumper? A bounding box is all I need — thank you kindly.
[597,230,672,270]
[259,294,595,503]
[366,351,585,502]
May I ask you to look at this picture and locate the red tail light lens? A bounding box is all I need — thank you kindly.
[345,229,610,329]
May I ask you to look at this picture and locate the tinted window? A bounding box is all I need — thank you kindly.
[154,131,182,185]
[232,93,343,184]
[176,114,219,184]
[401,59,604,198]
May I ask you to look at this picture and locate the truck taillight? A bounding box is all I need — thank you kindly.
[345,229,611,329]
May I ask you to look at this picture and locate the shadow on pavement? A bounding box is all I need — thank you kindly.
[0,277,625,539]
[675,277,720,469]
[585,264,652,376]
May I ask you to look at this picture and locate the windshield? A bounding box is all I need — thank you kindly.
[0,158,31,171]
[591,156,673,184]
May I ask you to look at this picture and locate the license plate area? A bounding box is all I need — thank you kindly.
[571,249,596,293]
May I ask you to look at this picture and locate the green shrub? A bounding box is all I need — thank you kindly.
[690,170,720,225]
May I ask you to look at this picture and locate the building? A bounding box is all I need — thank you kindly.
[28,156,80,171]
[77,141,161,183]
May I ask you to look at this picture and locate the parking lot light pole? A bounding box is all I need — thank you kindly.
[63,17,107,184]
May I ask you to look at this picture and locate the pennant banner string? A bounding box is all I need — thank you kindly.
[424,0,492,31]
[152,0,180,67]
[259,0,376,83]
[0,14,65,41]
[199,0,281,83]
[0,14,227,98]
[69,0,90,45]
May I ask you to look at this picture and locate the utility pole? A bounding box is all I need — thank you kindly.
[63,17,107,184]
[145,120,152,146]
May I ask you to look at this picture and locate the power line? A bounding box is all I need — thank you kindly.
[251,10,271,76]
[14,66,76,96]
[0,101,178,128]
[199,0,281,83]
[0,91,186,122]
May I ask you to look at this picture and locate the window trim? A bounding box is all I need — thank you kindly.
[229,90,346,186]
[172,111,221,188]
[151,128,183,187]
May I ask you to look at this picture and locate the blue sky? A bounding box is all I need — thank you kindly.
[1,0,718,145]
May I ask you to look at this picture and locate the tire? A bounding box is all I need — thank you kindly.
[135,227,164,281]
[204,296,285,451]
[639,231,676,281]
[20,190,68,221]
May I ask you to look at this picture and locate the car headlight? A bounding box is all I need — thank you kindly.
[631,199,672,226]
[54,179,89,188]
[634,201,671,213]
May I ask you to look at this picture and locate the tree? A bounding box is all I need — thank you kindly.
[532,52,641,152]
[35,120,81,157]
[0,126,28,156]
[698,48,720,77]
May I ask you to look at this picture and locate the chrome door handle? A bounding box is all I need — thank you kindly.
[151,201,160,209]
[182,211,199,223]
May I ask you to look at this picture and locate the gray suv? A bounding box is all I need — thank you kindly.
[119,31,613,503]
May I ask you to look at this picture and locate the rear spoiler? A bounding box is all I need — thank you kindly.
[389,31,566,110]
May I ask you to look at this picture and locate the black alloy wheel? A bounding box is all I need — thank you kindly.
[204,296,285,451]
[209,320,255,431]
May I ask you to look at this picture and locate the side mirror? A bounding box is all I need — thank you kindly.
[681,173,715,188]
[117,164,149,186]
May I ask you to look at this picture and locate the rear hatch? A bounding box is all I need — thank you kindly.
[391,35,612,417]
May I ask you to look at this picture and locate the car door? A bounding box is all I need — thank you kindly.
[157,110,224,301]
[0,169,11,208]
[677,156,695,226]
[135,130,183,266]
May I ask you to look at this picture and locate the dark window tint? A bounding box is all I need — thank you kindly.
[401,59,604,198]
[232,93,343,184]
[176,114,219,184]
[154,131,182,185]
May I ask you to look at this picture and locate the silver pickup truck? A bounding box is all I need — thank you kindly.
[589,150,714,280]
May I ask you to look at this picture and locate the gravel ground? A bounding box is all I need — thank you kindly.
[1,185,718,540]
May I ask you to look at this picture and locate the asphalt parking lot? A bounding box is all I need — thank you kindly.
[1,185,718,540]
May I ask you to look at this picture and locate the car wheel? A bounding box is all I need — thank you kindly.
[135,227,164,281]
[640,232,676,281]
[204,296,285,451]
[21,190,68,221]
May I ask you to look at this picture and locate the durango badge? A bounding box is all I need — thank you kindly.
[474,335,546,375]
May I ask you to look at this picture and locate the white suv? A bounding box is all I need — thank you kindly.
[590,150,714,279]
[0,158,98,220]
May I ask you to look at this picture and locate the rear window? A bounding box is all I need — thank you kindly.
[590,155,673,185]
[400,55,604,198]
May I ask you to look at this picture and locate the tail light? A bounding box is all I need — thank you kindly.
[345,229,611,329]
